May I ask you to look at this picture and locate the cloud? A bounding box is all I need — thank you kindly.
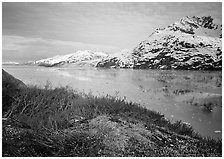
[3,35,35,51]
[2,35,120,62]
[3,35,119,51]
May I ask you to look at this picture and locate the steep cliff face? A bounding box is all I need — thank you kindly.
[97,16,222,70]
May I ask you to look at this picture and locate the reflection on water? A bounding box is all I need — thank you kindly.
[3,65,222,139]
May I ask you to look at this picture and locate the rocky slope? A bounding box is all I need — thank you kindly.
[31,50,109,67]
[97,16,222,70]
[96,49,134,68]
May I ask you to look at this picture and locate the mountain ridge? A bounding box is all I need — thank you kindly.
[97,15,222,70]
[30,16,222,70]
[31,50,109,67]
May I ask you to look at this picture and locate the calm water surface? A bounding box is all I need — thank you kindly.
[3,65,222,139]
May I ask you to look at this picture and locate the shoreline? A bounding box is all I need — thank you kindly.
[2,69,222,156]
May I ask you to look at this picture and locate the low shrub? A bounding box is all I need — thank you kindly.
[3,83,222,156]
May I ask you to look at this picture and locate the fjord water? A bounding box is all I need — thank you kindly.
[3,65,222,139]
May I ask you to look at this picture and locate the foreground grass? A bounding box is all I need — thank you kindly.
[2,85,222,157]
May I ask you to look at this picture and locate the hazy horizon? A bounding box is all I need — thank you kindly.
[2,2,222,63]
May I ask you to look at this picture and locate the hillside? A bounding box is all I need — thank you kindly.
[97,16,222,70]
[2,70,222,157]
[2,69,26,113]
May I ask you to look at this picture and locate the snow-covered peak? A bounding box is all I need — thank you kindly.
[2,61,20,65]
[67,50,108,62]
[130,16,222,70]
[34,53,74,65]
[31,15,221,70]
[33,50,109,67]
[97,16,222,70]
[165,16,221,37]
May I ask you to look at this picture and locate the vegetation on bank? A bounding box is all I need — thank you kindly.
[2,69,222,157]
[2,69,26,113]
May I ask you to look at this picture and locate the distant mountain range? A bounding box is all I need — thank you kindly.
[3,61,20,65]
[30,16,222,70]
[28,50,109,67]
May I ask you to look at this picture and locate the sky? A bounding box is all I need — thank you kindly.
[2,2,222,63]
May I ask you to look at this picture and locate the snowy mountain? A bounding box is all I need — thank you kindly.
[32,50,109,67]
[97,16,222,70]
[31,16,222,70]
[96,49,134,68]
[2,61,20,65]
